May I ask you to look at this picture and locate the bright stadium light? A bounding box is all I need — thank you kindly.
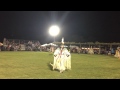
[49,25,60,42]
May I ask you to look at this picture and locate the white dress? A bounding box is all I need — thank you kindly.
[52,48,71,73]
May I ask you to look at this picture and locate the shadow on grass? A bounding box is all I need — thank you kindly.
[47,62,53,71]
[47,62,60,72]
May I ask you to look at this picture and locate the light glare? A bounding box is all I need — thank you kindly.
[49,25,60,36]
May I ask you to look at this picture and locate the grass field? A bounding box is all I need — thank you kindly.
[0,51,120,79]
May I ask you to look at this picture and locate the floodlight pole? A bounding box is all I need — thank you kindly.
[54,36,55,43]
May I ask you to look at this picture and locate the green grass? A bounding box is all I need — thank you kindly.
[0,51,120,79]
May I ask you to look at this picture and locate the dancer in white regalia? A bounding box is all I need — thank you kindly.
[50,37,71,73]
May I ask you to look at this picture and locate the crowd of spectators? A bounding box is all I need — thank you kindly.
[0,38,43,51]
[0,38,117,55]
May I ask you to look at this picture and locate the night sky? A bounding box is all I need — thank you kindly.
[0,11,120,44]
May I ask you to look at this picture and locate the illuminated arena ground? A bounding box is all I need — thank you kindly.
[0,51,120,79]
